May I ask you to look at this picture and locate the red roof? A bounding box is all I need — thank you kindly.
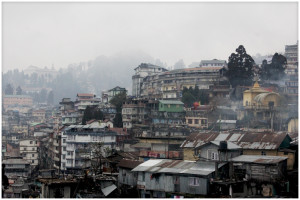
[77,93,94,97]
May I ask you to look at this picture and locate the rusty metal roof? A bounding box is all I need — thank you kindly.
[230,155,287,164]
[180,131,289,150]
[118,159,143,169]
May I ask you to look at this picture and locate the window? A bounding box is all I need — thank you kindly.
[36,141,37,144]
[261,151,266,156]
[63,139,66,143]
[30,141,33,144]
[63,155,66,159]
[67,151,71,156]
[32,154,34,157]
[32,148,35,151]
[194,119,199,124]
[24,147,27,151]
[32,160,34,163]
[111,136,115,140]
[211,152,219,160]
[63,147,66,151]
[62,163,66,168]
[188,119,193,124]
[142,172,145,181]
[189,177,199,186]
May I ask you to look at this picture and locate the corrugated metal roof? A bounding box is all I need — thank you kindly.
[230,155,287,164]
[101,184,117,196]
[118,159,143,169]
[216,120,237,124]
[132,159,224,176]
[180,131,289,150]
[159,100,184,105]
[210,141,241,149]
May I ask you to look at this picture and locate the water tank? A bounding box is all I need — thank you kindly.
[219,141,227,150]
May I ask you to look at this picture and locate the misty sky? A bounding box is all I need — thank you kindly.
[3,2,298,72]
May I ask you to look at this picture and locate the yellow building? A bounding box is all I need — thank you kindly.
[243,81,280,109]
[239,82,282,129]
[288,118,298,133]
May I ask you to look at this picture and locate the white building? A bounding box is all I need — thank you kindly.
[132,63,168,97]
[74,93,101,114]
[19,139,39,166]
[60,124,117,171]
[199,59,227,67]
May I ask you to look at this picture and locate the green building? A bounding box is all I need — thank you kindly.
[158,100,184,112]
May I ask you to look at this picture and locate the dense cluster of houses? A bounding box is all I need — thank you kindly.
[2,50,298,198]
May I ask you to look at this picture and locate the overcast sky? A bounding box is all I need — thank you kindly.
[2,2,298,72]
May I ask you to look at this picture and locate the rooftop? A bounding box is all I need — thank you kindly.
[159,100,184,105]
[181,131,290,150]
[230,155,287,164]
[132,159,225,176]
[118,159,143,169]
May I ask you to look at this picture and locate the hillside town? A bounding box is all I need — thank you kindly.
[1,43,298,198]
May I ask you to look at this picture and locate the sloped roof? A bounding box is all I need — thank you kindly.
[180,131,290,150]
[230,155,287,164]
[118,159,143,169]
[132,159,225,176]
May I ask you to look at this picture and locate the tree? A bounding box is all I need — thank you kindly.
[82,106,94,125]
[225,45,255,87]
[82,106,104,125]
[90,142,103,175]
[109,92,127,112]
[4,84,14,95]
[182,91,196,107]
[113,113,123,128]
[260,53,287,81]
[16,86,22,95]
[47,91,54,105]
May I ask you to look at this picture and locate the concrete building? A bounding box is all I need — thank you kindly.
[122,99,149,129]
[3,95,33,109]
[132,63,168,97]
[3,158,31,179]
[139,66,228,100]
[199,59,227,67]
[60,124,117,171]
[284,42,298,75]
[74,93,101,114]
[19,139,39,166]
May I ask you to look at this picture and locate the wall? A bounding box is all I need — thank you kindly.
[288,118,298,133]
[183,148,197,161]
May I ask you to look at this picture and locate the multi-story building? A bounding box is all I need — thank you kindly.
[102,86,127,103]
[3,95,33,109]
[3,158,31,179]
[19,139,39,167]
[122,99,149,129]
[60,124,117,171]
[139,66,228,100]
[285,41,298,75]
[199,59,227,67]
[74,93,101,114]
[132,63,168,97]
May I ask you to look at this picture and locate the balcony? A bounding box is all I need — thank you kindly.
[139,150,183,159]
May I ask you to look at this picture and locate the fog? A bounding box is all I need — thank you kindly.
[3,2,298,72]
